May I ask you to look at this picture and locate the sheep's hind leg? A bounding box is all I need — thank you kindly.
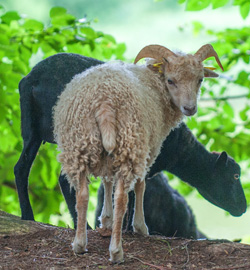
[14,136,42,221]
[109,179,128,263]
[132,179,148,235]
[59,173,92,230]
[59,172,77,228]
[72,176,89,254]
[99,181,113,230]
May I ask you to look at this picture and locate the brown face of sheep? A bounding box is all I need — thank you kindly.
[162,56,204,116]
[134,44,224,116]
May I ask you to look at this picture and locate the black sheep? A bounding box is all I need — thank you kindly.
[95,172,205,239]
[14,53,246,229]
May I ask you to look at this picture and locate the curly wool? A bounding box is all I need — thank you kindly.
[53,61,183,192]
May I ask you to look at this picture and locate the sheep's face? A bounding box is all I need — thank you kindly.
[135,44,223,117]
[135,44,223,116]
[163,56,205,116]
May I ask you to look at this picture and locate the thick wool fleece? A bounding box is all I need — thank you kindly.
[53,61,183,191]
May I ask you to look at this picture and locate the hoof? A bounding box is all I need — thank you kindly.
[133,223,149,235]
[109,246,124,263]
[72,238,87,254]
[100,216,113,230]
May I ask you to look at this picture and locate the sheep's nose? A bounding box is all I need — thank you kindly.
[183,106,196,116]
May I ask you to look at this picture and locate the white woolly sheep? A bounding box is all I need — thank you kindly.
[53,44,223,263]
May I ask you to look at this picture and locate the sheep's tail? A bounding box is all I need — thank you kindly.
[95,102,116,154]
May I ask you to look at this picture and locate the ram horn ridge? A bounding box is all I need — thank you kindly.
[134,44,177,64]
[194,44,224,71]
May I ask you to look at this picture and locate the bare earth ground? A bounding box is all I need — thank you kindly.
[1,211,250,270]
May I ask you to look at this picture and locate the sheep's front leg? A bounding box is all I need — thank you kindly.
[132,179,148,235]
[109,180,128,263]
[72,178,89,254]
[99,181,113,230]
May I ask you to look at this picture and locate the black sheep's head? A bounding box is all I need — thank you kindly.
[197,151,247,217]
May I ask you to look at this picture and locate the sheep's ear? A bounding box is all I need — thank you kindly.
[147,63,164,74]
[215,151,228,170]
[204,67,219,78]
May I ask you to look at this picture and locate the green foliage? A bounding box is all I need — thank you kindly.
[180,0,250,19]
[1,2,250,228]
[186,0,211,11]
[0,7,126,227]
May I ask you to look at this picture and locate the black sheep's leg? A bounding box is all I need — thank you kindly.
[94,183,104,229]
[14,136,42,220]
[126,191,135,231]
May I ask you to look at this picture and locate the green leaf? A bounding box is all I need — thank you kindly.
[49,7,75,27]
[242,54,250,63]
[235,71,250,88]
[0,5,5,16]
[80,27,97,39]
[24,19,44,31]
[240,2,250,19]
[245,122,250,129]
[219,86,227,95]
[212,0,229,9]
[50,7,67,18]
[233,0,246,6]
[239,105,250,121]
[223,102,234,118]
[186,0,211,11]
[51,13,75,27]
[1,11,21,24]
[0,62,12,73]
[103,34,116,44]
[0,106,7,123]
[66,43,89,55]
[192,21,204,36]
[13,59,28,74]
[2,72,21,90]
[0,33,10,45]
[115,43,126,59]
[222,118,236,132]
[41,42,53,53]
[178,0,186,3]
[19,46,32,63]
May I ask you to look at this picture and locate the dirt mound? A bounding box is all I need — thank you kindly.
[1,211,250,269]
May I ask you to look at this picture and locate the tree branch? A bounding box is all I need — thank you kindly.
[201,94,248,101]
[2,181,16,191]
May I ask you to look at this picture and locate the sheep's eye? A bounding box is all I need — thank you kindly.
[168,79,174,85]
[234,174,240,180]
[198,78,203,84]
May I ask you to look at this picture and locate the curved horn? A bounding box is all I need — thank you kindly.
[134,44,177,64]
[195,44,224,71]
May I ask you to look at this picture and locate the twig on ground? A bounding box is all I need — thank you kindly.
[128,255,169,270]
